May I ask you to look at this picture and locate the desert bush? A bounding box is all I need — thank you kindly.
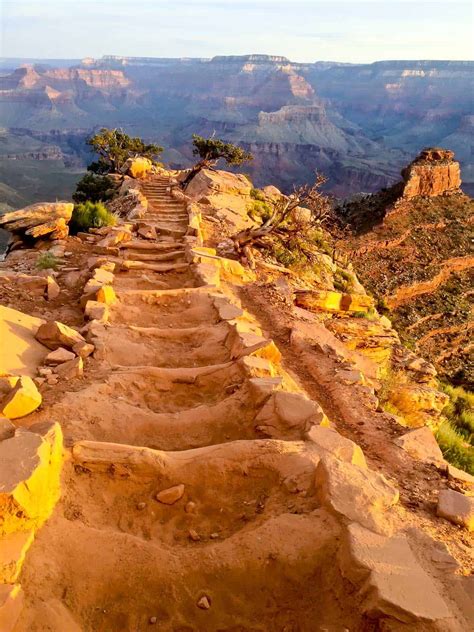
[247,200,273,223]
[333,268,354,292]
[250,188,266,202]
[70,201,117,233]
[36,252,60,270]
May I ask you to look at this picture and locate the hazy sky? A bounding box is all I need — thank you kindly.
[1,0,473,63]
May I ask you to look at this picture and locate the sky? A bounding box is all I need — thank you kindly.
[1,0,473,63]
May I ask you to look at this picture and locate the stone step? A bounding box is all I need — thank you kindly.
[123,250,185,263]
[121,260,189,272]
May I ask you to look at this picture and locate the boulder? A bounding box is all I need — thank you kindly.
[35,320,85,351]
[255,391,325,438]
[0,202,73,241]
[46,276,60,300]
[0,423,63,535]
[44,347,75,366]
[72,341,95,359]
[96,285,117,306]
[437,489,474,531]
[0,306,48,377]
[0,376,42,420]
[307,426,367,468]
[121,157,153,179]
[315,456,399,535]
[84,301,109,323]
[339,523,453,623]
[54,357,83,380]
[394,427,445,466]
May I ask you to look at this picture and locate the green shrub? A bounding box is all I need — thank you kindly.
[250,188,266,202]
[436,421,474,475]
[36,252,60,270]
[440,384,474,443]
[247,200,273,223]
[70,201,117,233]
[333,268,354,293]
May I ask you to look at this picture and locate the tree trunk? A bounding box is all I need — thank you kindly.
[181,160,212,190]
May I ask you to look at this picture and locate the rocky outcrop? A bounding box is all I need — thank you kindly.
[401,148,462,198]
[0,202,73,242]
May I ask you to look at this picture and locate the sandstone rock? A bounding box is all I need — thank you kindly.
[155,484,184,505]
[437,489,474,531]
[137,223,157,240]
[96,285,117,306]
[394,427,445,466]
[0,376,42,420]
[0,418,15,441]
[447,464,474,487]
[72,341,95,359]
[0,202,73,241]
[255,391,324,438]
[339,523,452,623]
[248,377,283,406]
[327,317,398,368]
[46,276,60,300]
[0,584,24,632]
[84,301,109,323]
[35,320,85,351]
[44,347,75,366]
[315,456,399,535]
[54,357,83,380]
[0,423,63,535]
[196,595,211,610]
[307,426,367,468]
[0,530,34,583]
[295,289,374,314]
[0,272,47,296]
[401,148,461,198]
[121,156,153,179]
[92,267,115,285]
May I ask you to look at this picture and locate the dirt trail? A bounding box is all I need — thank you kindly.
[12,178,471,632]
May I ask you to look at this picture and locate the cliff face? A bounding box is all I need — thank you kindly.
[401,148,462,198]
[340,149,473,387]
[0,57,473,204]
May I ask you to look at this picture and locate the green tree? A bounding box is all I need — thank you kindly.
[73,172,114,203]
[181,134,253,189]
[87,127,163,174]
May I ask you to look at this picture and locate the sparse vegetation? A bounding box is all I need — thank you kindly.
[70,201,117,233]
[36,252,60,270]
[87,128,163,175]
[250,188,266,202]
[435,384,474,474]
[181,135,253,189]
[333,268,354,292]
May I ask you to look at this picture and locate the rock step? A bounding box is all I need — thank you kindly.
[121,260,189,272]
[123,251,185,263]
[120,241,184,251]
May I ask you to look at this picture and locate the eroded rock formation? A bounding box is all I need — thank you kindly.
[401,147,462,198]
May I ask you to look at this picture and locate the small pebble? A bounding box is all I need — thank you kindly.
[210,532,219,539]
[149,616,157,624]
[188,529,200,542]
[197,595,211,610]
[184,501,196,514]
[136,502,147,510]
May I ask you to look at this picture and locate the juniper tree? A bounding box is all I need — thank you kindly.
[181,134,253,189]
